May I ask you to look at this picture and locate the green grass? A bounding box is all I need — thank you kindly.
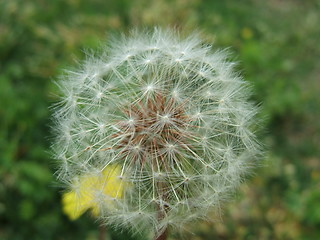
[1,0,319,239]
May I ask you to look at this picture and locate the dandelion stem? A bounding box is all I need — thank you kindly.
[99,225,106,240]
[155,228,168,240]
[155,181,169,240]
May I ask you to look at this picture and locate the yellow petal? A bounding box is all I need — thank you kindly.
[61,164,127,220]
[62,191,89,220]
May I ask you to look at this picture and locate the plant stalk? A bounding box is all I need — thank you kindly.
[99,225,106,240]
[155,228,168,240]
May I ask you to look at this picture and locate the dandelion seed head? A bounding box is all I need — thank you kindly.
[52,28,261,237]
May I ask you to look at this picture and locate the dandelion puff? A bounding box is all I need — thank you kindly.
[52,28,261,239]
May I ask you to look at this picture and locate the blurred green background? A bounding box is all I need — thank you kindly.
[1,0,319,239]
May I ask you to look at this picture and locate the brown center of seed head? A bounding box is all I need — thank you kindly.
[115,91,191,167]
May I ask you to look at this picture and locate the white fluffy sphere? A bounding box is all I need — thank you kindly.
[52,28,260,237]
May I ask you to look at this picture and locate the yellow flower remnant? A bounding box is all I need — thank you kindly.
[62,165,125,220]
